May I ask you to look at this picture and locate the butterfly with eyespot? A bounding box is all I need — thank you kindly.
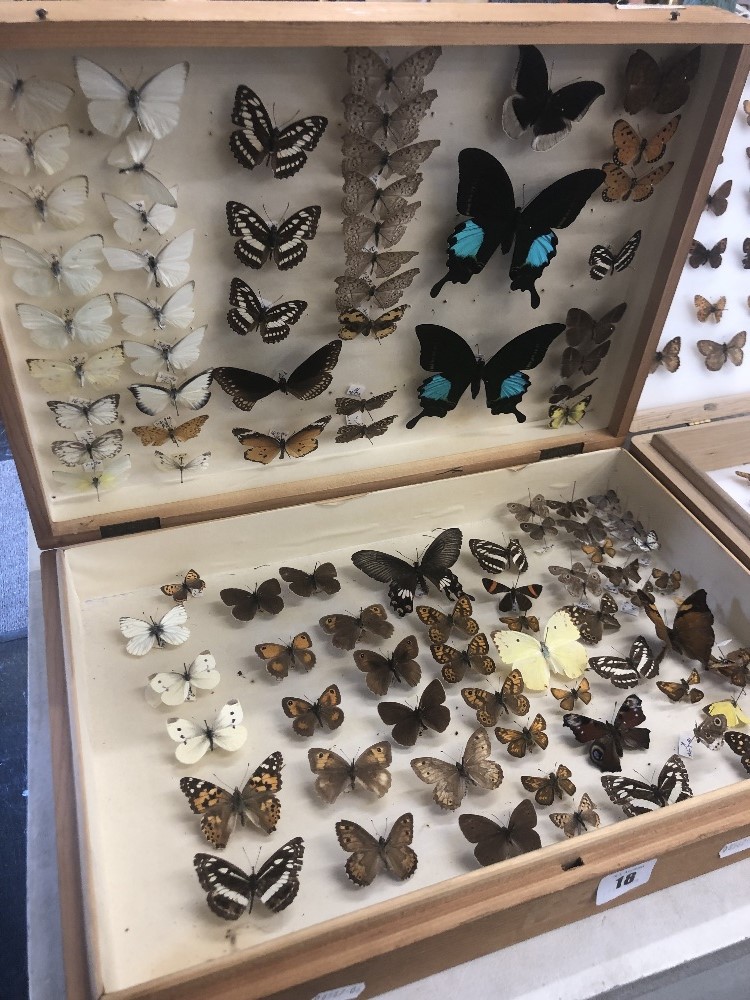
[279,563,340,598]
[548,562,602,601]
[602,755,693,817]
[657,668,703,704]
[338,305,409,342]
[319,604,393,651]
[430,633,495,685]
[688,238,726,270]
[336,812,417,885]
[127,370,213,417]
[611,116,680,168]
[335,269,420,312]
[336,417,397,445]
[282,684,343,737]
[483,579,543,615]
[638,588,714,668]
[600,162,673,204]
[725,731,750,774]
[694,294,726,324]
[563,693,650,772]
[623,47,701,115]
[343,90,438,147]
[219,579,283,621]
[549,396,591,429]
[430,147,604,307]
[697,332,745,372]
[693,712,727,749]
[550,678,592,712]
[522,763,576,807]
[469,537,528,576]
[132,415,209,448]
[588,231,641,281]
[194,837,303,919]
[160,569,205,603]
[378,678,450,747]
[411,728,503,812]
[147,651,218,707]
[346,46,442,102]
[651,336,681,374]
[342,135,441,179]
[561,302,626,378]
[50,429,123,467]
[344,249,419,280]
[599,559,642,590]
[519,518,559,544]
[549,792,600,838]
[229,85,327,179]
[341,171,422,218]
[462,670,529,727]
[651,568,681,593]
[459,798,541,866]
[495,713,548,758]
[416,594,478,644]
[499,615,539,633]
[119,604,189,656]
[226,201,320,271]
[256,633,316,680]
[214,341,341,412]
[353,634,420,696]
[508,495,549,521]
[232,417,331,464]
[308,742,392,804]
[227,278,307,345]
[705,179,732,217]
[343,204,421,253]
[180,751,283,847]
[705,698,750,729]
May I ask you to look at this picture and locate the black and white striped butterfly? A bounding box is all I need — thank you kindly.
[588,231,641,280]
[128,370,213,416]
[226,201,320,271]
[468,537,528,576]
[601,755,692,817]
[227,277,307,344]
[588,636,657,688]
[230,86,327,179]
[194,837,304,919]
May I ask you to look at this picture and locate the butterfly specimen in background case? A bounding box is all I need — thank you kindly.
[47,394,120,430]
[657,669,704,704]
[697,332,746,371]
[16,296,113,350]
[495,713,548,758]
[0,175,89,231]
[148,651,218,706]
[282,685,344,737]
[406,322,565,428]
[343,204,421,255]
[499,615,539,633]
[589,637,657,689]
[601,162,673,203]
[115,282,195,337]
[519,518,559,545]
[341,134,441,178]
[0,60,72,133]
[430,633,495,684]
[338,305,409,341]
[411,728,503,811]
[705,697,750,729]
[548,562,602,601]
[335,417,397,444]
[548,496,588,519]
[459,799,541,866]
[74,58,188,138]
[105,132,177,208]
[256,633,316,680]
[27,346,124,392]
[483,579,542,614]
[343,90,438,147]
[694,294,726,323]
[227,201,320,271]
[160,568,205,602]
[561,302,626,378]
[341,171,422,217]
[416,594,478,644]
[430,147,604,307]
[462,669,530,726]
[227,278,307,345]
[550,678,592,712]
[122,328,204,377]
[0,124,70,176]
[219,579,283,621]
[335,390,397,417]
[181,752,283,846]
[167,700,247,764]
[602,755,693,817]
[725,731,750,774]
[51,455,131,499]
[563,693,650,771]
[319,605,393,651]
[232,417,331,464]
[154,450,210,484]
[103,230,194,288]
[119,604,189,656]
[548,396,591,429]
[354,634,421,696]
[580,536,616,565]
[549,792,600,838]
[508,494,549,521]
[378,678,450,747]
[469,537,528,576]
[521,763,576,806]
[344,249,419,280]
[588,231,641,280]
[279,563,340,598]
[688,238,726,269]
[334,269,420,312]
[0,234,104,297]
[502,44,604,152]
[705,179,732,216]
[229,85,327,179]
[638,588,714,668]
[650,336,681,373]
[649,568,681,595]
[132,415,209,448]
[308,743,392,803]
[51,429,123,467]
[709,646,750,688]
[346,46,442,102]
[102,190,177,244]
[611,116,680,168]
[194,837,304,918]
[214,341,340,411]
[336,813,417,885]
[623,47,701,115]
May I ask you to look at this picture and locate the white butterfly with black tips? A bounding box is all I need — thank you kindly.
[46,394,120,430]
[588,230,641,281]
[103,229,193,288]
[147,650,219,706]
[119,604,190,656]
[230,86,327,179]
[51,428,123,467]
[226,201,320,271]
[194,837,305,919]
[601,754,692,816]
[127,369,213,416]
[166,699,246,764]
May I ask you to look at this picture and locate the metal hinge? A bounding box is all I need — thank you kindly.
[101,517,161,539]
[538,442,585,462]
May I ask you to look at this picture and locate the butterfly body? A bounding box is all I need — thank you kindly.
[469,537,528,576]
[623,47,700,115]
[308,743,392,803]
[194,837,304,918]
[51,428,123,467]
[256,632,316,679]
[563,693,649,771]
[483,579,542,614]
[725,731,750,774]
[75,59,188,139]
[128,370,213,417]
[492,610,585,691]
[338,305,409,342]
[133,415,208,448]
[588,230,641,280]
[119,604,189,655]
[336,813,417,885]
[148,651,218,706]
[279,563,340,597]
[657,668,703,704]
[47,394,120,430]
[430,632,495,684]
[230,85,327,179]
[602,755,692,816]
[589,636,656,689]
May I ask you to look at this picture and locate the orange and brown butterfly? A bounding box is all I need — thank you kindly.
[705,179,732,217]
[255,632,316,679]
[353,634,420,696]
[637,588,715,668]
[338,305,409,341]
[694,294,726,324]
[499,615,540,633]
[232,416,330,464]
[410,728,504,811]
[319,604,393,651]
[550,677,592,712]
[697,331,746,371]
[179,751,283,848]
[521,763,576,807]
[416,594,478,644]
[430,632,495,684]
[160,568,206,602]
[549,792,600,838]
[688,238,726,270]
[133,414,209,447]
[281,684,344,737]
[495,713,548,758]
[335,812,417,885]
[657,668,704,704]
[651,336,681,374]
[611,115,680,169]
[652,568,681,593]
[462,669,529,727]
[307,742,392,803]
[708,646,750,688]
[601,161,673,203]
[580,537,616,565]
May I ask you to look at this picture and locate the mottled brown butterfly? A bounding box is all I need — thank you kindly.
[495,713,548,758]
[549,792,600,837]
[319,604,393,651]
[657,668,704,704]
[461,669,529,727]
[550,677,591,711]
[281,684,344,737]
[335,812,417,885]
[415,594,478,644]
[160,568,205,602]
[521,763,576,806]
[307,742,392,803]
[430,633,495,684]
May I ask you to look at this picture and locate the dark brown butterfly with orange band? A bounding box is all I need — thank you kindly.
[255,633,316,679]
[281,684,344,737]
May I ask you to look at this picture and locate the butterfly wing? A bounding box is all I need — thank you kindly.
[308,748,354,803]
[193,853,255,919]
[482,322,565,419]
[335,821,381,885]
[284,341,341,400]
[670,589,714,666]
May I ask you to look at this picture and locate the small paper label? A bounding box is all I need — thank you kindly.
[596,858,657,905]
[620,601,640,617]
[312,985,366,1000]
[719,836,750,859]
[677,732,695,758]
[345,412,365,426]
[346,384,365,398]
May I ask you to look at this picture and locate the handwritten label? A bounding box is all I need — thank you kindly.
[596,858,657,905]
[677,732,695,758]
[312,984,366,1000]
[346,384,365,398]
[719,835,750,859]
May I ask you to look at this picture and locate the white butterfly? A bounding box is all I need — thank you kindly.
[146,650,219,707]
[114,282,195,337]
[166,699,247,764]
[51,453,131,500]
[632,530,659,552]
[491,610,587,692]
[128,369,213,416]
[0,175,89,231]
[154,449,211,483]
[123,326,205,376]
[102,190,177,243]
[119,604,190,656]
[102,229,193,288]
[27,345,124,391]
[46,393,120,429]
[0,234,104,297]
[16,294,113,349]
[106,134,177,208]
[51,428,123,467]
[75,58,189,139]
[0,125,70,176]
[0,59,73,132]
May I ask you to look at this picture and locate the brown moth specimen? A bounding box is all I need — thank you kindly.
[650,336,680,374]
[219,578,283,621]
[410,728,503,811]
[335,812,417,885]
[307,742,392,803]
[132,414,209,447]
[279,562,340,597]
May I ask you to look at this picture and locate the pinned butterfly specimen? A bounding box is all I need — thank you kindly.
[548,563,602,601]
[743,239,750,270]
[346,46,442,102]
[459,799,541,866]
[0,175,89,231]
[519,518,559,546]
[377,678,450,747]
[599,559,642,590]
[75,58,188,138]
[547,496,588,520]
[16,296,113,351]
[430,147,604,307]
[697,332,746,371]
[657,669,703,704]
[551,679,592,713]
[342,90,438,147]
[181,752,283,846]
[588,231,641,280]
[214,341,340,411]
[27,346,124,392]
[602,755,693,817]
[623,47,701,115]
[411,728,503,811]
[343,203,421,253]
[499,615,539,633]
[708,646,750,688]
[611,116,680,168]
[102,190,177,244]
[0,125,70,177]
[342,170,422,217]
[521,763,576,806]
[47,393,119,430]
[406,322,565,428]
[194,837,303,918]
[353,634,420,696]
[580,537,616,565]
[495,713,548,758]
[725,731,750,774]
[351,526,467,618]
[227,278,307,345]
[308,743,392,804]
[638,588,714,668]
[341,134,441,179]
[128,371,213,416]
[51,455,131,500]
[508,495,549,521]
[232,417,331,464]
[105,132,176,208]
[651,568,681,593]
[336,813,417,885]
[589,636,657,689]
[115,283,195,337]
[338,305,409,342]
[133,415,209,448]
[160,569,205,603]
[694,294,726,323]
[123,328,204,378]
[600,162,673,204]
[693,712,727,749]
[154,450,210,484]
[688,238,726,269]
[0,234,104,297]
[119,604,189,656]
[256,633,316,680]
[462,669,529,727]
[334,269,420,312]
[0,59,73,132]
[230,85,327,179]
[51,429,123,468]
[550,379,597,403]
[430,633,495,685]
[561,302,626,378]
[344,249,419,280]
[335,390,396,417]
[705,697,750,729]
[549,792,600,838]
[502,46,604,152]
[147,651,218,706]
[220,579,283,621]
[705,179,732,216]
[335,417,397,445]
[563,694,650,772]
[167,700,246,763]
[483,579,542,615]
[416,594,478,644]
[282,684,344,737]
[319,604,393,651]
[279,563,340,598]
[469,537,528,576]
[548,396,591,429]
[650,336,681,374]
[226,201,320,271]
[103,230,193,288]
